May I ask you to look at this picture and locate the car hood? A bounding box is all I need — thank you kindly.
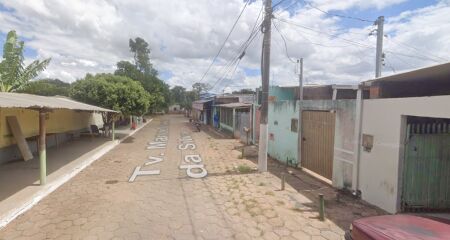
[352,214,450,240]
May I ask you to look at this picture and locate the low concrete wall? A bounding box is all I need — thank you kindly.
[0,129,88,164]
[359,95,450,213]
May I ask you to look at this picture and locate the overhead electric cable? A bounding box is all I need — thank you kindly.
[198,0,251,83]
[272,21,296,63]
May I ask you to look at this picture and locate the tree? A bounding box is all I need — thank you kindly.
[170,86,186,104]
[0,30,50,92]
[232,88,255,94]
[114,60,169,112]
[183,91,198,110]
[116,37,171,112]
[129,37,157,76]
[70,74,152,123]
[19,78,70,96]
[192,82,212,94]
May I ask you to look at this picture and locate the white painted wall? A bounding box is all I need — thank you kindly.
[359,95,450,213]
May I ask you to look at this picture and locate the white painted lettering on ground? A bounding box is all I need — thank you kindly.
[128,120,169,182]
[178,130,207,179]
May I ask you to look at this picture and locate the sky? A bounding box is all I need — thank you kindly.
[0,0,448,92]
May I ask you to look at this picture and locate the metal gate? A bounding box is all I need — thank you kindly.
[301,111,335,180]
[402,122,450,212]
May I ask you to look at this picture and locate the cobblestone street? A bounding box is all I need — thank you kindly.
[0,115,384,240]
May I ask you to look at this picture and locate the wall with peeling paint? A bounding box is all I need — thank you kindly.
[268,98,357,189]
[359,95,450,213]
[268,100,299,165]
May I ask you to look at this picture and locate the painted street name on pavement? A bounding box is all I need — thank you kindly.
[128,120,169,182]
[178,130,207,178]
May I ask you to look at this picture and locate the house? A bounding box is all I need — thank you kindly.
[192,99,213,124]
[266,62,450,213]
[0,92,117,185]
[267,85,359,186]
[212,94,255,142]
[168,104,181,113]
[357,62,450,213]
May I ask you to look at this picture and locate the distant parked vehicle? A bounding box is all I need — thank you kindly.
[345,214,450,240]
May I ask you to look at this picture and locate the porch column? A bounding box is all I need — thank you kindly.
[112,120,115,141]
[232,108,236,137]
[39,111,47,185]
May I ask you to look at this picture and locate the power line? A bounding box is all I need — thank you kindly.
[208,2,264,88]
[272,0,289,9]
[385,36,448,62]
[198,0,251,83]
[300,0,374,23]
[275,17,376,49]
[211,26,262,90]
[272,21,296,63]
[276,17,444,64]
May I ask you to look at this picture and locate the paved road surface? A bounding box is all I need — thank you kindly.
[0,115,383,240]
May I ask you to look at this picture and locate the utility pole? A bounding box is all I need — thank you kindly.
[297,58,303,168]
[258,0,272,172]
[375,16,384,78]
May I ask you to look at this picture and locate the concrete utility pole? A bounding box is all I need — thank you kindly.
[375,16,384,78]
[297,58,304,168]
[258,0,272,172]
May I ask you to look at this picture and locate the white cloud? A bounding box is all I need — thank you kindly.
[0,0,448,90]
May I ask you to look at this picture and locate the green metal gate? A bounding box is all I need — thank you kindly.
[402,122,450,212]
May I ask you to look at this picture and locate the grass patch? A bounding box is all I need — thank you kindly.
[276,200,285,206]
[258,182,266,186]
[237,164,253,173]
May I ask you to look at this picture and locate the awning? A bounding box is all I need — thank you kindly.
[0,92,117,112]
[214,102,252,109]
[192,99,213,111]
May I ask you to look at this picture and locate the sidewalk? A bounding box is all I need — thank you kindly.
[0,121,150,228]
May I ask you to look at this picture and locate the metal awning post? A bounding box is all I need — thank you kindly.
[39,110,47,185]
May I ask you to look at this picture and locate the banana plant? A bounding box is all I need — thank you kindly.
[0,30,51,92]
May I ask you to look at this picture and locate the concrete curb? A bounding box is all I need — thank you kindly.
[0,119,153,229]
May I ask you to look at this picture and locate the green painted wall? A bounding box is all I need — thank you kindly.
[269,86,296,101]
[268,100,299,166]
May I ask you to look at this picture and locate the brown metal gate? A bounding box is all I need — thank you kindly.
[301,111,335,180]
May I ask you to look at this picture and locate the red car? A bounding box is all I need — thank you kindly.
[345,214,450,240]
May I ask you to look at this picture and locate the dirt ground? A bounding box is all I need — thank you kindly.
[0,114,384,240]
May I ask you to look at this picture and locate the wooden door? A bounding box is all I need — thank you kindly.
[301,111,335,180]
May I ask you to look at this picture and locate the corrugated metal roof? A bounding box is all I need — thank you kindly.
[0,92,117,112]
[363,62,450,85]
[215,102,252,108]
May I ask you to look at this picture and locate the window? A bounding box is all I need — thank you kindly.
[291,118,298,132]
[220,108,233,126]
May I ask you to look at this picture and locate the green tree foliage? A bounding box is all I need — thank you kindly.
[183,91,198,110]
[19,78,70,96]
[115,37,171,112]
[114,60,169,111]
[70,74,151,122]
[0,30,51,92]
[192,82,212,94]
[170,86,186,104]
[129,37,157,76]
[232,88,255,94]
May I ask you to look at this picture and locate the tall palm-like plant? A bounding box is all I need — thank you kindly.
[0,30,51,92]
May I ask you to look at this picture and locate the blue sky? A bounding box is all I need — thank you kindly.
[0,0,448,88]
